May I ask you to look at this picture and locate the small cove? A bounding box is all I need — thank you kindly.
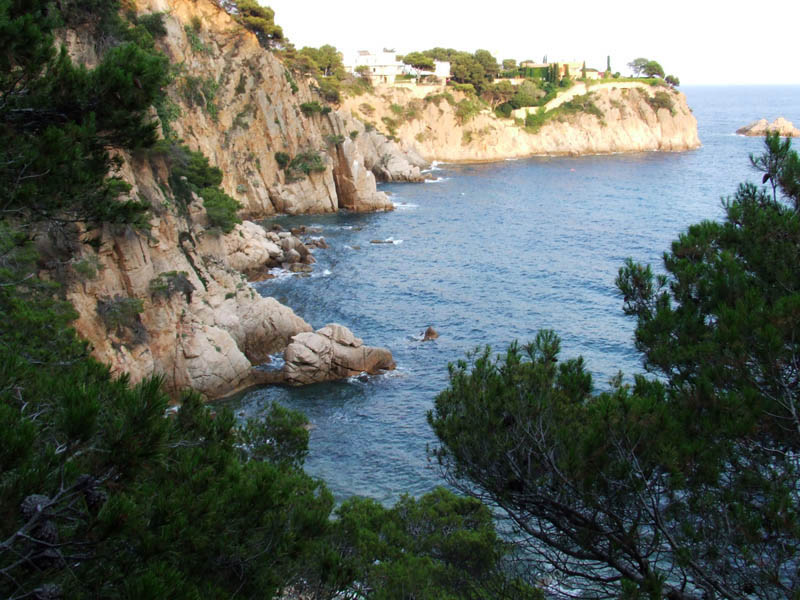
[220,85,800,503]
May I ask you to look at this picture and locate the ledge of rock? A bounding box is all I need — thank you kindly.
[282,323,395,385]
[736,118,800,137]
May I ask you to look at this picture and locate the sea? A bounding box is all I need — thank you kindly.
[220,85,800,504]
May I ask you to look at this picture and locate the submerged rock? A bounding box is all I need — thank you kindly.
[737,118,800,137]
[282,323,395,385]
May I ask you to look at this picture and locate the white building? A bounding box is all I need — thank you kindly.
[344,49,404,84]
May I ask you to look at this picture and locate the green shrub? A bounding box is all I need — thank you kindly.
[287,151,326,175]
[299,101,324,115]
[324,134,345,145]
[165,144,224,207]
[96,295,145,341]
[561,94,603,120]
[72,254,103,280]
[424,92,456,107]
[455,97,483,124]
[315,77,340,103]
[359,103,375,116]
[495,102,513,118]
[646,90,675,113]
[381,116,399,137]
[201,187,242,233]
[184,24,210,54]
[390,103,404,116]
[349,130,359,140]
[149,271,195,303]
[341,74,372,96]
[404,99,422,120]
[451,82,476,95]
[137,12,167,38]
[284,70,298,94]
[524,107,547,132]
[179,75,218,118]
[275,151,290,169]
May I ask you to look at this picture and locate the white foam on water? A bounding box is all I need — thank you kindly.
[424,176,450,184]
[267,267,293,280]
[392,201,419,210]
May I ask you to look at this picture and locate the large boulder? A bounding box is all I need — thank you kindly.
[282,323,395,385]
[736,118,800,137]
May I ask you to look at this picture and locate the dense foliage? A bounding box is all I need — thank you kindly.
[0,0,167,226]
[628,57,665,79]
[152,141,243,233]
[430,135,800,599]
[0,3,540,599]
[226,0,284,48]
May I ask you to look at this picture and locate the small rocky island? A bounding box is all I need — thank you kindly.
[737,117,800,137]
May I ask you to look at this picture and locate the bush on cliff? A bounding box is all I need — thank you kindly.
[154,142,242,231]
[0,0,167,227]
[228,0,284,48]
[429,135,800,598]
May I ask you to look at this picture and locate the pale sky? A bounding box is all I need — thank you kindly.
[264,0,799,85]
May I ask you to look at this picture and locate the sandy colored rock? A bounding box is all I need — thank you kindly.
[283,324,396,385]
[341,83,700,162]
[736,118,800,137]
[55,0,704,401]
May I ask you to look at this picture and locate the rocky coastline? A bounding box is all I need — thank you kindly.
[54,0,703,400]
[341,83,701,163]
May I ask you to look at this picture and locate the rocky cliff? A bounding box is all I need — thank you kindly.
[56,0,701,400]
[57,0,408,399]
[341,83,700,162]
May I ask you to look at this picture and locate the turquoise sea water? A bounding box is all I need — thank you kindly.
[222,86,800,503]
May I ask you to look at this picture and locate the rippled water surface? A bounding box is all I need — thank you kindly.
[222,86,800,503]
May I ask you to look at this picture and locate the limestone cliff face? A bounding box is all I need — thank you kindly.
[341,84,700,162]
[64,154,313,399]
[57,0,409,399]
[127,0,400,214]
[57,0,699,399]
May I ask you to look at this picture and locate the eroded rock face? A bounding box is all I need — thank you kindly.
[56,0,419,398]
[328,111,429,183]
[736,118,800,137]
[67,203,313,399]
[340,83,701,161]
[283,324,396,385]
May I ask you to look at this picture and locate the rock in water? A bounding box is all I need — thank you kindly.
[422,326,439,341]
[283,324,395,385]
[736,118,800,137]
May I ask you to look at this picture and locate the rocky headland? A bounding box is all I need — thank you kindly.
[737,117,800,137]
[341,82,700,162]
[51,0,703,400]
[58,0,406,399]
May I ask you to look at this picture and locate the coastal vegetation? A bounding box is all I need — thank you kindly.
[0,1,775,600]
[0,2,534,598]
[430,134,800,598]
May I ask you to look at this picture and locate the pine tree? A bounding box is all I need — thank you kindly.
[430,135,800,599]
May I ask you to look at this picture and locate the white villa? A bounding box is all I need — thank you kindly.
[344,49,404,84]
[344,50,450,84]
